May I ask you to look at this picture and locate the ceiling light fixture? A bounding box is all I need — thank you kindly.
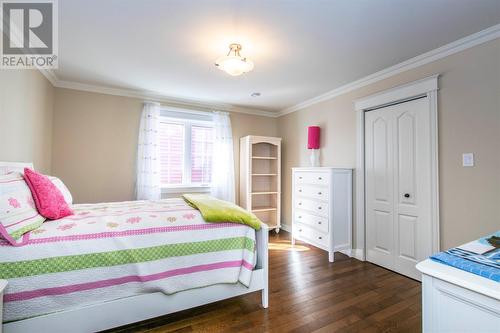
[215,43,254,76]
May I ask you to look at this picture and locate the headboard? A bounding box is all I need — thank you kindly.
[0,161,34,175]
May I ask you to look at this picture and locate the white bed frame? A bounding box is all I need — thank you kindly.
[0,161,269,333]
[417,259,499,332]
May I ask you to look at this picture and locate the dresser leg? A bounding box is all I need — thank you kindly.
[329,251,334,262]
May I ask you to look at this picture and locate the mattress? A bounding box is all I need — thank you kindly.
[0,198,256,322]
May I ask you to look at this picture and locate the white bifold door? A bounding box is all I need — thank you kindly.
[365,97,432,280]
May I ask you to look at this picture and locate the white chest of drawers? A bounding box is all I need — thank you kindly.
[291,167,352,262]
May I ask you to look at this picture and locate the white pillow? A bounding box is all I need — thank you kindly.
[49,177,73,205]
[0,172,46,245]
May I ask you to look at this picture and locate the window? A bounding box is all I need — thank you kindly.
[158,110,214,189]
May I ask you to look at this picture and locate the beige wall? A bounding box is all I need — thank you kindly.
[278,39,500,249]
[2,39,497,250]
[51,88,278,204]
[0,70,54,173]
[51,89,143,203]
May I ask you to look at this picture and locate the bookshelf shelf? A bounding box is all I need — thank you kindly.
[252,156,277,160]
[252,207,277,213]
[240,136,282,233]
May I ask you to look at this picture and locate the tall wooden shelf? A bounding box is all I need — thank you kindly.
[240,135,282,232]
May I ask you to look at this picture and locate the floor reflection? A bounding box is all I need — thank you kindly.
[268,240,310,252]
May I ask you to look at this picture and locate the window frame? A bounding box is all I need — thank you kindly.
[158,108,214,193]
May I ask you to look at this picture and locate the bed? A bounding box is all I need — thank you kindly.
[0,162,269,333]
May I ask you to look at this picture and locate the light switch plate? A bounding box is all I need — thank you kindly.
[462,153,474,167]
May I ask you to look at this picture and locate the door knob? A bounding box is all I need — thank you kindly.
[404,193,410,198]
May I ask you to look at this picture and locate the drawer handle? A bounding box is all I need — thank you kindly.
[299,176,303,179]
[299,229,302,232]
[318,236,322,240]
[318,177,322,180]
[298,216,302,219]
[299,189,302,192]
[318,206,322,210]
[318,221,322,224]
[299,202,302,206]
[318,192,322,195]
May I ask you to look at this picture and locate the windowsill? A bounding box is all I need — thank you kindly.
[161,185,211,194]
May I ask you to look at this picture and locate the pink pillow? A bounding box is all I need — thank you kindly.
[23,168,73,220]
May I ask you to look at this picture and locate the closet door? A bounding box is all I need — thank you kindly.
[365,97,432,280]
[365,105,395,270]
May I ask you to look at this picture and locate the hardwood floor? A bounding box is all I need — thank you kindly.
[108,231,422,333]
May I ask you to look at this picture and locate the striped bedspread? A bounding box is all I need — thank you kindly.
[0,198,256,322]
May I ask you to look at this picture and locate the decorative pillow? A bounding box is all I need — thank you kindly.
[49,176,73,205]
[23,168,74,220]
[0,172,46,245]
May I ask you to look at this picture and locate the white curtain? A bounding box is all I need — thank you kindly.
[211,111,235,202]
[136,102,161,200]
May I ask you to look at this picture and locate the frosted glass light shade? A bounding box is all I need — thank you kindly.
[215,55,254,76]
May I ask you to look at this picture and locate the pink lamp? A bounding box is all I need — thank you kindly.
[307,126,320,166]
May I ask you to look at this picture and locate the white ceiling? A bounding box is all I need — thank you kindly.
[56,0,500,112]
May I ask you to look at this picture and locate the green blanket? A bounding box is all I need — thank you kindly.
[182,194,262,230]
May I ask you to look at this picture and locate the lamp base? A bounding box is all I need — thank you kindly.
[309,149,320,167]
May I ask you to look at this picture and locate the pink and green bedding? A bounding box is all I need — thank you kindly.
[0,173,46,245]
[0,198,257,322]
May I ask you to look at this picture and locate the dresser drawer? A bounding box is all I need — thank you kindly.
[294,172,330,186]
[295,209,328,233]
[295,223,328,248]
[295,184,329,201]
[295,197,329,217]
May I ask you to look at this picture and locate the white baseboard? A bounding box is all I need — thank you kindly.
[339,249,351,257]
[337,248,365,261]
[279,224,291,233]
[350,249,365,261]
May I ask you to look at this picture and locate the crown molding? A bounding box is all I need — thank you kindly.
[37,23,499,119]
[52,79,279,117]
[37,68,58,86]
[37,72,279,118]
[279,23,500,116]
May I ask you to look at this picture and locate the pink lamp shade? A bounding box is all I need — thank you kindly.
[307,126,320,149]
